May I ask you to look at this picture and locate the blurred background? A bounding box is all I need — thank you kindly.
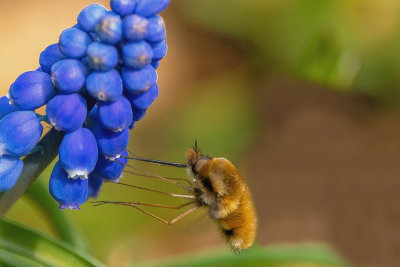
[1,0,400,266]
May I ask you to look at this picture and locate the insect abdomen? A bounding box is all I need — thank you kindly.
[217,189,257,252]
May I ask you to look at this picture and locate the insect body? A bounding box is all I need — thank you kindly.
[93,146,257,252]
[186,148,257,252]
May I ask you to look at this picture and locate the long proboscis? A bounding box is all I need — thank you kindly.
[122,150,187,168]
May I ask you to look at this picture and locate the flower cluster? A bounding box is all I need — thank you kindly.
[0,0,169,209]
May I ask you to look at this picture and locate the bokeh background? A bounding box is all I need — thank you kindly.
[1,0,400,266]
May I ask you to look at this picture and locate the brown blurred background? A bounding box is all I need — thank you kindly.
[1,1,400,266]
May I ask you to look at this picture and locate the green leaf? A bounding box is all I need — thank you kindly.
[137,244,349,267]
[0,219,104,267]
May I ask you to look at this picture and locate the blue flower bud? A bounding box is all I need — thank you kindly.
[151,60,160,69]
[92,121,129,158]
[126,83,158,110]
[123,14,148,41]
[132,106,147,121]
[46,93,87,132]
[146,16,165,43]
[59,27,92,59]
[151,39,167,61]
[135,0,170,17]
[93,150,128,180]
[122,41,153,69]
[86,69,123,101]
[0,111,43,157]
[0,155,23,192]
[86,42,119,71]
[39,44,66,73]
[8,71,56,110]
[59,128,98,179]
[88,173,104,198]
[95,12,122,45]
[51,59,88,93]
[122,65,157,94]
[77,3,107,32]
[111,0,136,16]
[129,120,135,129]
[0,96,18,120]
[49,161,88,210]
[98,96,133,132]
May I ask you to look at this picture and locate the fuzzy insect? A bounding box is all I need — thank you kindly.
[186,147,257,251]
[93,144,257,252]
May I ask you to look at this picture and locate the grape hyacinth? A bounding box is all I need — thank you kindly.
[0,0,170,210]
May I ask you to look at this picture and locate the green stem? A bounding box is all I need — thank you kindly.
[25,145,43,157]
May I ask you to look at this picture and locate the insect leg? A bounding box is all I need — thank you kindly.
[91,200,196,209]
[91,201,200,225]
[124,169,191,184]
[109,182,195,199]
[113,160,193,191]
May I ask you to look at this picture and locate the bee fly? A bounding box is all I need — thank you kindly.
[92,142,257,252]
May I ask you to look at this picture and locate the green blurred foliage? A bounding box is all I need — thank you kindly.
[0,219,104,267]
[177,0,400,103]
[139,244,348,267]
[156,70,258,163]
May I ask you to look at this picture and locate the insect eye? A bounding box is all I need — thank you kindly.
[193,156,209,174]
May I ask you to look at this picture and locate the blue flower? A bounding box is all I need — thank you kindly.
[86,69,123,101]
[122,41,153,69]
[126,83,159,110]
[46,93,87,132]
[129,107,147,129]
[77,3,107,32]
[146,15,165,43]
[95,12,122,44]
[49,161,88,210]
[51,59,88,94]
[0,111,43,157]
[97,96,133,132]
[59,27,92,59]
[92,121,129,158]
[132,106,147,122]
[110,0,136,16]
[135,0,170,17]
[93,150,128,180]
[123,14,148,41]
[151,60,160,69]
[122,65,157,94]
[0,155,23,192]
[151,39,167,61]
[86,42,119,71]
[59,128,98,179]
[39,44,66,73]
[2,0,172,208]
[88,173,104,198]
[8,71,56,110]
[0,96,19,120]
